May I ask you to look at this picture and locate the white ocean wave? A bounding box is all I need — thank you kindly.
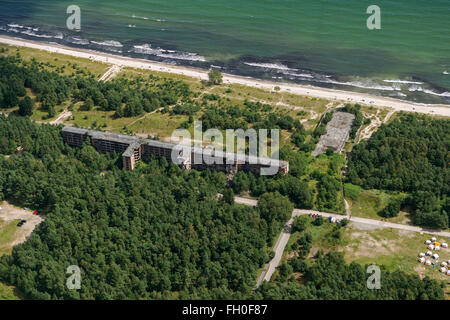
[132,15,166,22]
[390,83,402,91]
[244,62,297,71]
[408,85,423,92]
[323,79,396,91]
[4,23,62,39]
[423,90,450,97]
[443,71,449,75]
[21,30,63,39]
[406,86,450,97]
[283,71,313,78]
[91,40,123,48]
[132,14,149,20]
[133,43,206,62]
[383,79,424,85]
[7,24,39,32]
[7,23,23,28]
[67,36,90,45]
[244,62,314,78]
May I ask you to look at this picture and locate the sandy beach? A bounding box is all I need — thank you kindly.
[1,35,449,117]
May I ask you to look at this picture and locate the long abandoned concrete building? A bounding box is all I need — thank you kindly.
[61,126,289,174]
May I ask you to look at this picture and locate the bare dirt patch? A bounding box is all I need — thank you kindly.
[49,109,72,125]
[0,201,44,249]
[345,229,399,259]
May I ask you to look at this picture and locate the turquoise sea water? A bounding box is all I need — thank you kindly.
[0,0,449,103]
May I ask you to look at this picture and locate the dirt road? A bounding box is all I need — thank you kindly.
[99,65,121,82]
[49,109,72,125]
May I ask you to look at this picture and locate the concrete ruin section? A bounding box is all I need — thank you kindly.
[312,111,355,156]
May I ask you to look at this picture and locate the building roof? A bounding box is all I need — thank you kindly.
[62,126,89,135]
[89,130,138,145]
[122,142,141,157]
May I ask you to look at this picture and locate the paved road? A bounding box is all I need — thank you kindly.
[255,216,294,287]
[235,196,450,287]
[235,196,450,237]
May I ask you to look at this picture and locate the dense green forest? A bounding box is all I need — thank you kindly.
[0,115,293,299]
[252,216,445,300]
[347,113,450,228]
[0,116,444,300]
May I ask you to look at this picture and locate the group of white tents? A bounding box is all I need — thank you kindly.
[418,237,450,275]
[424,238,448,251]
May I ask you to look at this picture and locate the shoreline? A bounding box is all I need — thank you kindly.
[1,35,449,117]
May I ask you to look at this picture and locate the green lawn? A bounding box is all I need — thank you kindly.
[0,216,26,300]
[344,183,409,223]
[0,218,20,256]
[128,112,189,138]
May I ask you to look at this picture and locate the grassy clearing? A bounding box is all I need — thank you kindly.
[66,104,189,139]
[119,67,204,91]
[0,43,110,79]
[0,218,20,256]
[307,153,345,176]
[341,227,450,284]
[286,221,342,257]
[344,183,410,223]
[128,112,188,138]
